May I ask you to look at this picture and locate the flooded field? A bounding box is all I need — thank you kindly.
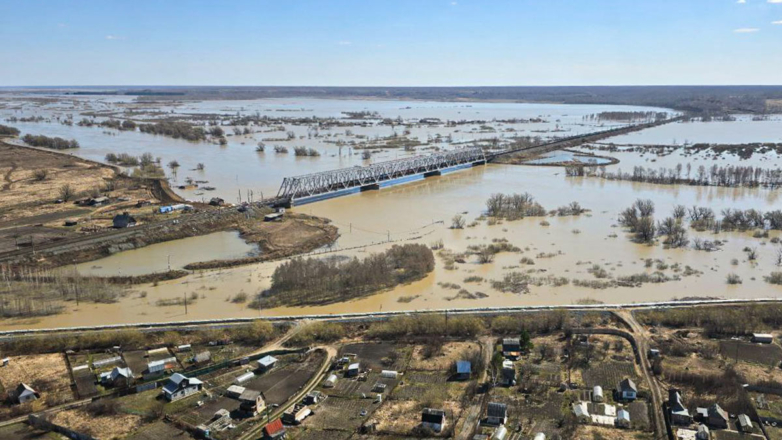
[3,94,782,329]
[76,231,259,277]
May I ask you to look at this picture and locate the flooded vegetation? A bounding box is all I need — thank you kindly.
[2,92,782,329]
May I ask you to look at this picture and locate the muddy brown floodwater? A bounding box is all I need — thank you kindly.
[3,97,782,330]
[5,161,782,330]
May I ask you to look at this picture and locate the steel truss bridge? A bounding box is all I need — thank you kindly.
[276,147,486,203]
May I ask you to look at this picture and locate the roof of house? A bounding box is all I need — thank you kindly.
[487,402,508,418]
[263,419,285,436]
[502,360,514,369]
[753,333,773,338]
[422,408,446,423]
[617,409,630,420]
[593,385,603,395]
[258,355,277,367]
[227,385,246,395]
[698,424,710,434]
[194,351,211,363]
[708,404,728,421]
[456,360,472,374]
[163,373,202,394]
[738,414,753,428]
[348,362,360,370]
[239,389,262,402]
[502,338,520,346]
[16,383,37,396]
[618,378,637,393]
[670,390,690,416]
[110,367,133,380]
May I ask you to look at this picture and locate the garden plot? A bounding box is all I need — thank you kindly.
[175,395,242,428]
[241,351,324,405]
[0,353,74,408]
[327,372,398,398]
[371,400,421,434]
[340,342,408,371]
[520,362,563,386]
[123,350,152,376]
[72,367,99,398]
[300,396,378,431]
[719,340,782,367]
[581,361,637,390]
[49,408,143,440]
[627,401,651,431]
[126,421,194,440]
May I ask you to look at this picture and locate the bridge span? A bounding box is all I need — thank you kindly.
[276,147,486,205]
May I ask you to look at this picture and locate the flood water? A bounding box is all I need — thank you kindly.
[75,231,259,277]
[3,95,782,329]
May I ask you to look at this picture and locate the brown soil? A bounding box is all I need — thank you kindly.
[409,342,481,371]
[49,408,143,439]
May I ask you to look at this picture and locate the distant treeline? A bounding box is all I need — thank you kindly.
[114,85,782,114]
[253,244,435,307]
[638,304,782,337]
[138,121,206,141]
[567,163,782,188]
[22,134,79,150]
[0,124,20,136]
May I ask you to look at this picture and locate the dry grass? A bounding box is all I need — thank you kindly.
[50,408,143,439]
[409,341,480,371]
[0,353,73,399]
[575,425,655,439]
[372,400,421,434]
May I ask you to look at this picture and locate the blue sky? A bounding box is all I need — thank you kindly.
[1,0,780,86]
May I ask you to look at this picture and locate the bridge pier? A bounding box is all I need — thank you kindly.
[360,184,380,192]
[423,170,442,177]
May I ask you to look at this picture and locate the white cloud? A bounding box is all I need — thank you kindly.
[105,35,126,40]
[451,1,458,5]
[737,0,746,3]
[769,0,782,3]
[774,20,782,24]
[733,27,760,32]
[337,41,351,45]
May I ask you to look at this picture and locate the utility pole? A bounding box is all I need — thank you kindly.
[184,292,188,315]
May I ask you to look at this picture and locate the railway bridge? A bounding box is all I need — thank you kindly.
[274,117,681,206]
[276,147,487,205]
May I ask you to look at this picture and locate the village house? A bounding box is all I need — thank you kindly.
[485,402,508,426]
[738,414,753,433]
[706,404,728,429]
[100,366,133,388]
[112,212,136,228]
[226,385,246,398]
[696,424,710,440]
[238,389,266,416]
[455,360,472,380]
[257,355,277,372]
[616,409,631,428]
[347,362,360,377]
[263,418,286,440]
[617,378,637,401]
[162,373,203,401]
[669,389,692,425]
[502,338,522,359]
[421,408,446,433]
[14,383,39,404]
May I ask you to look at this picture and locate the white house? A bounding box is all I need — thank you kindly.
[162,373,203,401]
[616,409,631,428]
[14,383,39,404]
